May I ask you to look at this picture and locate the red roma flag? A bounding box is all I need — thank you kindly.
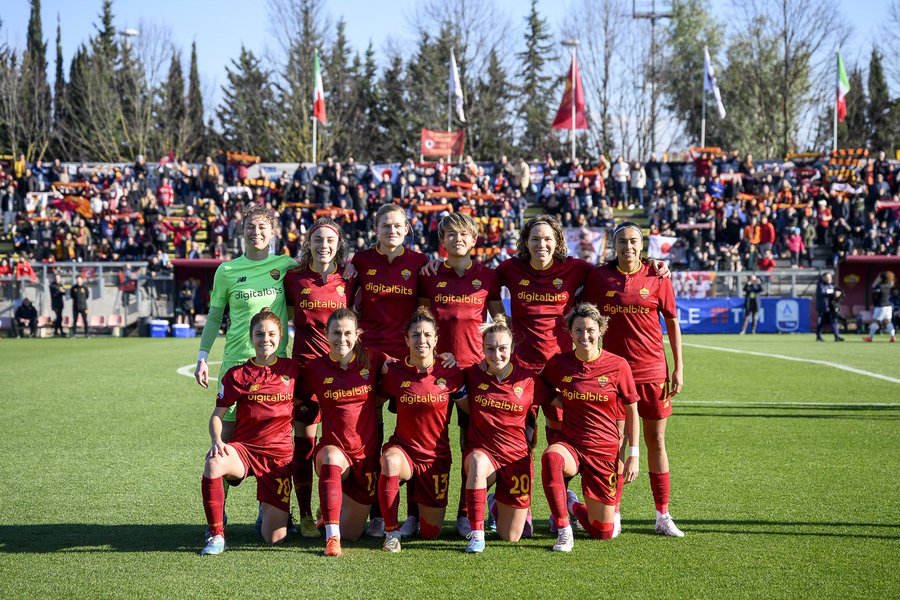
[420,129,465,157]
[551,54,588,129]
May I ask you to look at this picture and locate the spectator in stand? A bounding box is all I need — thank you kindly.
[757,249,776,272]
[757,214,776,257]
[12,297,38,338]
[50,272,66,336]
[1,183,16,233]
[611,156,629,209]
[831,232,853,267]
[629,161,647,210]
[200,156,220,198]
[70,274,89,338]
[785,227,805,268]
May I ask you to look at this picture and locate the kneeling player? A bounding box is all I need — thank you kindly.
[377,308,466,553]
[458,315,552,553]
[539,303,640,552]
[200,308,299,555]
[297,308,386,556]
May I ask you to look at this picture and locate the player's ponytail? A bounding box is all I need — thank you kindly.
[250,307,284,337]
[325,307,369,370]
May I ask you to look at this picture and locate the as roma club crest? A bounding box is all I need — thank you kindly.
[401,269,412,281]
[639,287,650,299]
[269,269,281,281]
[280,375,291,384]
[250,384,260,392]
[513,385,524,398]
[336,285,345,297]
[597,375,609,386]
[436,378,447,389]
[360,369,370,380]
[472,279,482,291]
[552,278,563,290]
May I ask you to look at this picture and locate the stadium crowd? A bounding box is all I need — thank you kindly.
[1,148,898,278]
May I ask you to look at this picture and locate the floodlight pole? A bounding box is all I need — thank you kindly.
[633,0,672,156]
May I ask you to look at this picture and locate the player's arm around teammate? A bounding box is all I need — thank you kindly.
[539,303,640,552]
[200,309,298,555]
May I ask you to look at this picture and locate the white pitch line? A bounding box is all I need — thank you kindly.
[176,361,222,381]
[676,400,900,408]
[682,342,900,384]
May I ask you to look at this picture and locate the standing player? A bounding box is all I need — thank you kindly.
[284,218,356,537]
[297,308,387,556]
[540,303,640,551]
[459,315,551,553]
[579,221,685,537]
[200,308,299,555]
[419,212,504,537]
[377,308,466,553]
[351,204,429,537]
[863,271,896,342]
[194,206,296,529]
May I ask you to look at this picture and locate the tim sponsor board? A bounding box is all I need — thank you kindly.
[662,298,809,334]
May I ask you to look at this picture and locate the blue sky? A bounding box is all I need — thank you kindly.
[0,0,889,104]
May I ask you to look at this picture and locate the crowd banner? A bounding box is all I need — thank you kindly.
[564,227,608,263]
[663,297,810,333]
[648,234,678,260]
[420,129,465,158]
[671,271,717,298]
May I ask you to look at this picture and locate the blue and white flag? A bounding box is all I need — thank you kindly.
[703,46,726,119]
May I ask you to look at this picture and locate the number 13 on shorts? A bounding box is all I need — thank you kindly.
[432,473,449,500]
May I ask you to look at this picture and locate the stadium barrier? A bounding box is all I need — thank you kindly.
[663,297,811,334]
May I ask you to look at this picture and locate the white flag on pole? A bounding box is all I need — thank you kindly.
[450,50,466,123]
[703,46,726,119]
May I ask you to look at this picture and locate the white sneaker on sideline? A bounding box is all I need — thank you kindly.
[655,514,685,537]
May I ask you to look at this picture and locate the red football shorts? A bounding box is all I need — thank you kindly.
[464,448,533,509]
[554,441,617,505]
[227,441,293,512]
[383,443,451,508]
[635,381,672,420]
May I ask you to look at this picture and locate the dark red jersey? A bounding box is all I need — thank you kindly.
[463,363,553,464]
[579,262,676,382]
[298,349,386,460]
[217,357,299,461]
[284,265,356,363]
[378,358,465,464]
[540,350,638,460]
[351,246,429,359]
[420,261,501,368]
[496,256,593,370]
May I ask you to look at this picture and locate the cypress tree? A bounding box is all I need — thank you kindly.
[867,48,894,153]
[185,41,205,161]
[21,0,52,159]
[516,0,556,159]
[216,46,276,158]
[161,48,186,156]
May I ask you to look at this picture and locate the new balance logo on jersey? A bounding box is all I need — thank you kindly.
[238,276,247,283]
[323,377,334,384]
[400,381,411,388]
[519,279,530,287]
[301,288,311,295]
[562,376,573,382]
[437,281,448,288]
[367,269,377,276]
[478,383,489,390]
[605,290,616,297]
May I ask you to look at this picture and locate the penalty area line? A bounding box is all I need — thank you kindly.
[176,361,222,381]
[680,341,900,385]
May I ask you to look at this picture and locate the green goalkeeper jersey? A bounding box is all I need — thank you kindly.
[209,253,296,364]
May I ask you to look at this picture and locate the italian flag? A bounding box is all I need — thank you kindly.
[836,50,850,123]
[313,50,327,123]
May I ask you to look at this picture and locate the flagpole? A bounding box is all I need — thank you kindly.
[700,46,707,148]
[312,116,318,164]
[833,47,839,154]
[562,39,580,162]
[447,53,452,163]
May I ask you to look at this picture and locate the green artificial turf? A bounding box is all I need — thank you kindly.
[0,335,898,598]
